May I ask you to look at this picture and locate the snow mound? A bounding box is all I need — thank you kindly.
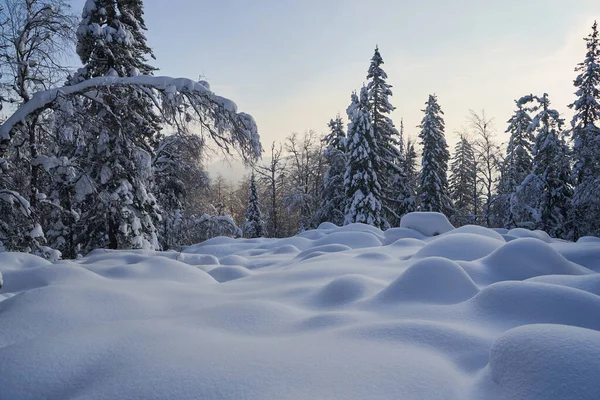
[442,224,505,241]
[312,231,382,249]
[374,257,479,304]
[480,238,592,280]
[297,230,328,240]
[218,254,250,267]
[528,274,600,296]
[413,233,503,261]
[312,275,379,307]
[207,265,252,283]
[383,227,426,244]
[488,324,600,400]
[173,253,220,266]
[83,253,217,284]
[578,236,600,244]
[0,264,101,293]
[0,215,599,400]
[317,222,339,230]
[335,222,385,237]
[552,241,600,272]
[472,281,600,331]
[400,212,455,236]
[506,228,552,243]
[269,244,300,254]
[344,320,490,371]
[295,244,352,262]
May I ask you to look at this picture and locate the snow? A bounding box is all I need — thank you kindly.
[0,217,599,400]
[400,211,455,236]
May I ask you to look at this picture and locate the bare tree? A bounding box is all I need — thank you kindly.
[284,130,326,232]
[255,142,286,237]
[468,110,502,227]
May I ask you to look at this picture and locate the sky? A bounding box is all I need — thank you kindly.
[69,0,600,179]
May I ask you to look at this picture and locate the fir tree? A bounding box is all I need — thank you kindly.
[403,137,419,199]
[512,94,573,238]
[492,99,534,228]
[449,135,478,225]
[344,87,384,228]
[500,100,535,194]
[569,21,600,238]
[398,118,406,156]
[366,46,413,224]
[74,0,162,252]
[417,95,453,215]
[243,172,264,238]
[318,115,347,226]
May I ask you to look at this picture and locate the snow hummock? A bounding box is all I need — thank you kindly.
[0,216,599,400]
[400,211,455,236]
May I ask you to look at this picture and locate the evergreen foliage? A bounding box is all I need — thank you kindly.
[318,115,347,226]
[569,21,600,238]
[243,173,264,238]
[344,88,384,228]
[417,94,454,215]
[366,47,413,224]
[449,136,478,225]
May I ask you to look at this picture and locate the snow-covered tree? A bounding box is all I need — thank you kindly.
[317,115,347,226]
[72,0,165,252]
[1,75,261,257]
[569,21,600,238]
[153,132,208,250]
[500,100,535,194]
[366,46,412,224]
[186,214,242,243]
[403,137,419,200]
[512,94,573,238]
[344,87,384,228]
[449,135,478,225]
[243,172,264,238]
[417,94,453,216]
[491,99,535,228]
[0,0,76,255]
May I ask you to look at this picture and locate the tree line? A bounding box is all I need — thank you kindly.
[244,24,600,241]
[0,1,598,260]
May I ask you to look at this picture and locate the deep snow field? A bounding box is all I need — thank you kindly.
[1,213,600,400]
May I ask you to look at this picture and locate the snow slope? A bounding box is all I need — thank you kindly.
[0,213,599,400]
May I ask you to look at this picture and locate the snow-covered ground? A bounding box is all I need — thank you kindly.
[1,213,600,400]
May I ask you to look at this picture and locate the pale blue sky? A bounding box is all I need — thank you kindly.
[71,0,600,163]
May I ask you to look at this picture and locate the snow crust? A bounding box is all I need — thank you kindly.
[1,217,599,400]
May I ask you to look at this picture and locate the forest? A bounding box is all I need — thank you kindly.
[0,0,599,260]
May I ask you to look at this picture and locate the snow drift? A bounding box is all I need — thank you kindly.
[0,213,599,400]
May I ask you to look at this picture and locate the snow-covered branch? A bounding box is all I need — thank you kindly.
[0,75,262,161]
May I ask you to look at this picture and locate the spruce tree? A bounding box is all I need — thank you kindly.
[318,115,347,226]
[449,135,478,225]
[74,0,161,252]
[243,172,264,238]
[344,87,384,228]
[532,94,573,238]
[500,100,535,194]
[492,99,534,228]
[569,21,600,238]
[417,95,453,215]
[403,138,419,199]
[512,94,573,238]
[366,46,412,224]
